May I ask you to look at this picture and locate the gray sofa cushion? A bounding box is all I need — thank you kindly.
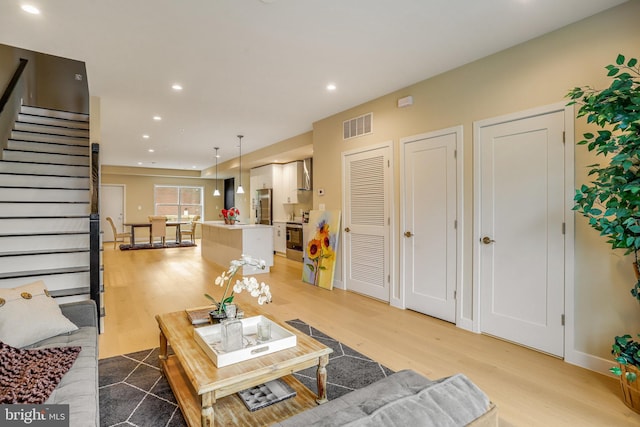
[22,301,99,427]
[277,370,491,427]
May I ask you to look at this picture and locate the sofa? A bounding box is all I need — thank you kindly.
[275,369,497,427]
[21,300,100,427]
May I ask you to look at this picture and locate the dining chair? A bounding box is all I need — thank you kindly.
[106,216,131,250]
[149,215,167,245]
[180,215,200,242]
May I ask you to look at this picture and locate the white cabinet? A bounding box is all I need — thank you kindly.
[250,164,275,190]
[273,222,286,254]
[282,161,302,204]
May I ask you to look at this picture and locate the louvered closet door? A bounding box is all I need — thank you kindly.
[343,145,391,301]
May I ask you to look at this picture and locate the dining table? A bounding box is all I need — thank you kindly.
[123,221,188,246]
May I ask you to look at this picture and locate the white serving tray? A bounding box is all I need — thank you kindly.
[193,315,297,367]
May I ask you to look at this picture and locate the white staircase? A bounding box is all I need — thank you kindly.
[0,105,101,308]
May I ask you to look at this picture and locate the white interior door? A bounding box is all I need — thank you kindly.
[343,144,391,302]
[402,128,459,322]
[476,109,565,357]
[100,184,125,242]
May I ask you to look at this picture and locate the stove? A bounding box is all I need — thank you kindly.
[286,222,303,262]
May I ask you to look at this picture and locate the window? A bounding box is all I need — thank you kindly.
[154,185,203,221]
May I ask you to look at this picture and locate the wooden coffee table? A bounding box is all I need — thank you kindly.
[155,309,332,427]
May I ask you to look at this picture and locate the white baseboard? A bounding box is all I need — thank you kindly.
[565,348,616,378]
[456,317,474,332]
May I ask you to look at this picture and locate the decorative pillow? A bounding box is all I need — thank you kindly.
[0,341,81,404]
[0,280,78,348]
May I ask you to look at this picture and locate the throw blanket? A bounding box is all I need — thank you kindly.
[0,341,81,404]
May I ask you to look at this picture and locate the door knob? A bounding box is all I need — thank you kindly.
[481,236,495,244]
[404,231,414,238]
[344,227,351,233]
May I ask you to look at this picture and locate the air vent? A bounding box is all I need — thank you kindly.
[343,113,373,140]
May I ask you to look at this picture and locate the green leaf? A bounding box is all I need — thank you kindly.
[204,293,218,305]
[616,54,625,65]
[627,372,638,383]
[611,366,622,376]
[628,58,638,67]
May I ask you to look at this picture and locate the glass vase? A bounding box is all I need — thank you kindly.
[221,318,243,352]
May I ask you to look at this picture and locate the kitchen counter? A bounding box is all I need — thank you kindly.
[201,222,273,274]
[202,221,273,229]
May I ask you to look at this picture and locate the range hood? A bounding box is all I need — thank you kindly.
[287,158,313,191]
[296,158,312,191]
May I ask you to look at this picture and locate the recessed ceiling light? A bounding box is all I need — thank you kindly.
[192,165,197,169]
[137,162,143,165]
[148,149,155,153]
[142,134,150,139]
[171,84,183,91]
[326,83,337,91]
[21,4,40,14]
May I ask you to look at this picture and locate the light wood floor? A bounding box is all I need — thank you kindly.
[99,242,640,426]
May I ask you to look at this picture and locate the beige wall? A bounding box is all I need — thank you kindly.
[100,130,313,235]
[101,169,222,227]
[311,1,640,366]
[200,131,313,223]
[99,2,639,370]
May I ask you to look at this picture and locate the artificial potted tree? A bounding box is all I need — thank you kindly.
[567,54,640,412]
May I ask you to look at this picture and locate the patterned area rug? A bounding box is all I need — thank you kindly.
[118,241,197,251]
[98,319,392,427]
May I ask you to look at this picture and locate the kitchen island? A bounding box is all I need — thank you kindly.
[201,221,273,274]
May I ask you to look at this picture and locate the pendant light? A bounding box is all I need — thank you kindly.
[213,147,221,197]
[236,135,245,194]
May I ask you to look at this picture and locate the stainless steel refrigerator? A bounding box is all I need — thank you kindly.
[256,189,272,225]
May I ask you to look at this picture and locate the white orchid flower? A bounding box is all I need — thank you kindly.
[206,255,271,312]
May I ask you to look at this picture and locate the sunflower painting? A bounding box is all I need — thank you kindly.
[302,210,341,289]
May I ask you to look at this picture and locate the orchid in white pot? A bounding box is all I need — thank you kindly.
[205,255,272,316]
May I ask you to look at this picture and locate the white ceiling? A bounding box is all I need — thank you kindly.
[0,0,627,172]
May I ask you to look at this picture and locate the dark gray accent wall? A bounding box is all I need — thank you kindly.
[0,43,89,113]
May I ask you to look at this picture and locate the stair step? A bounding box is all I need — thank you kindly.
[0,234,90,251]
[18,113,89,130]
[20,106,89,123]
[0,173,89,189]
[0,265,89,280]
[0,160,89,176]
[3,149,89,165]
[0,269,93,299]
[14,121,90,138]
[0,187,89,202]
[7,139,90,156]
[50,287,91,298]
[0,247,89,257]
[0,251,90,272]
[0,217,88,234]
[10,130,88,146]
[0,202,89,216]
[0,106,98,316]
[0,231,89,238]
